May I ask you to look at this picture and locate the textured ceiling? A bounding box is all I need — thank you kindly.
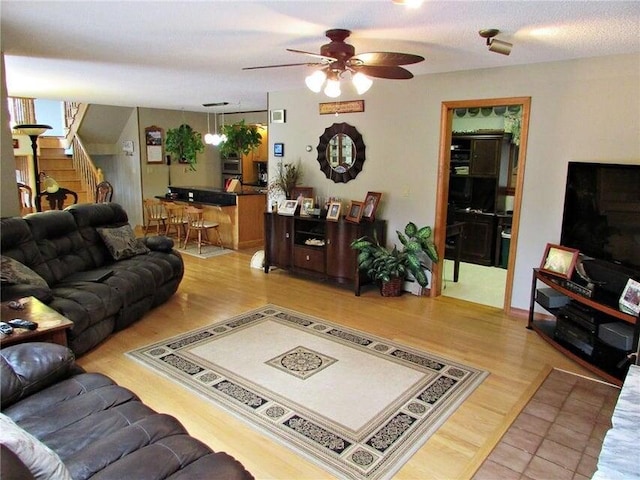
[2,1,639,113]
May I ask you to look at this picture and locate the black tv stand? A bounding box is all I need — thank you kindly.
[528,268,639,386]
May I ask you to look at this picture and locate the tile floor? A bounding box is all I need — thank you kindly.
[473,369,621,480]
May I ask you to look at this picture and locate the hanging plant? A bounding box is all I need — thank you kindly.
[165,124,205,171]
[218,120,262,158]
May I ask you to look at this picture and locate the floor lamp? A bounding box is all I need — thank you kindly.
[13,124,52,194]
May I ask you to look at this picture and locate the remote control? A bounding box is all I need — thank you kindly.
[0,322,14,335]
[8,319,38,330]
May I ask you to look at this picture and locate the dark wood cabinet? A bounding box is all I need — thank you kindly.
[453,210,497,266]
[264,213,385,295]
[469,137,501,176]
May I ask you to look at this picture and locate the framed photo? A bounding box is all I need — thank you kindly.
[145,125,164,164]
[326,202,341,221]
[345,201,364,224]
[274,142,284,157]
[291,187,313,203]
[270,109,286,124]
[619,278,640,315]
[278,199,298,216]
[300,198,314,216]
[539,243,579,279]
[362,191,382,221]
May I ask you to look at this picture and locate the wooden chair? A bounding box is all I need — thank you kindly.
[35,188,78,211]
[163,202,188,244]
[95,181,113,203]
[183,206,223,254]
[17,183,34,216]
[143,198,167,236]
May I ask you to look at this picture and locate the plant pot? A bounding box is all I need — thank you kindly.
[380,277,404,297]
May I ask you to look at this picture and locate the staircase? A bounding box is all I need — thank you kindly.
[38,136,89,208]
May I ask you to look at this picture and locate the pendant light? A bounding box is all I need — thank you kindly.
[204,112,215,145]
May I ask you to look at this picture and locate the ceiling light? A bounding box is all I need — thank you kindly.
[392,0,424,8]
[479,29,512,56]
[204,112,215,145]
[352,72,373,94]
[305,70,327,93]
[324,77,341,98]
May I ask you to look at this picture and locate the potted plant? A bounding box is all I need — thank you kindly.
[351,222,439,296]
[165,124,205,171]
[218,120,262,159]
[268,161,302,199]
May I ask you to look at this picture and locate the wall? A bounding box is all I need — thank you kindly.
[269,53,640,311]
[1,53,19,217]
[92,108,143,226]
[137,108,220,199]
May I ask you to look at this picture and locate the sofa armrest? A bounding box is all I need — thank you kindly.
[142,235,175,252]
[0,343,79,408]
[1,284,53,304]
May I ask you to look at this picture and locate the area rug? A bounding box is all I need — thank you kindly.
[128,305,488,480]
[178,244,234,259]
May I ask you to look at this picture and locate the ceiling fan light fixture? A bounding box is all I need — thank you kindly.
[392,0,424,8]
[324,78,341,98]
[352,72,373,94]
[305,70,327,93]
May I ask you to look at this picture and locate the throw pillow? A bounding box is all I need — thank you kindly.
[0,412,72,480]
[0,256,48,287]
[96,224,150,261]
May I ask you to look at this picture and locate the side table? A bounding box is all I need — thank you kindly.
[1,296,73,348]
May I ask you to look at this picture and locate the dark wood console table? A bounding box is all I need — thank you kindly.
[528,268,639,386]
[264,212,386,295]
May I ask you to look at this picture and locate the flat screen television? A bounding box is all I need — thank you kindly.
[560,162,640,292]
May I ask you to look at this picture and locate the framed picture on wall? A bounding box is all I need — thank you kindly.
[145,125,164,164]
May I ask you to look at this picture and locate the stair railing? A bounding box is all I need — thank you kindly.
[64,102,104,202]
[71,135,103,203]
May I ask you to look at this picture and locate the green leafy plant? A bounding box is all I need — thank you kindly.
[268,161,302,199]
[351,222,439,288]
[218,120,262,159]
[165,124,205,171]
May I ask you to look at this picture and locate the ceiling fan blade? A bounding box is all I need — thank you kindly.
[351,52,424,66]
[286,48,336,62]
[354,65,415,79]
[243,62,323,71]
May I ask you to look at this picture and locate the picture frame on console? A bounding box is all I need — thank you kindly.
[278,200,298,216]
[540,243,579,279]
[326,202,341,221]
[619,278,640,315]
[345,201,364,223]
[300,198,314,217]
[362,192,382,222]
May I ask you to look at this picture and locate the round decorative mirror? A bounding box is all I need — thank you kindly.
[316,123,365,183]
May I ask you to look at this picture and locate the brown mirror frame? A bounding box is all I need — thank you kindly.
[316,122,366,183]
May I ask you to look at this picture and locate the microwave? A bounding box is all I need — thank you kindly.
[222,156,242,174]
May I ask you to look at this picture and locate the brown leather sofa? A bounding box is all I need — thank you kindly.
[1,203,183,356]
[0,342,254,479]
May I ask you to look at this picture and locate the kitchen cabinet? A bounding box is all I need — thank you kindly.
[452,210,497,266]
[264,213,385,295]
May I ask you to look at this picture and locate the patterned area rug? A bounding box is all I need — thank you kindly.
[178,244,233,259]
[128,305,488,480]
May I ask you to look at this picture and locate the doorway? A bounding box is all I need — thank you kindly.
[431,97,531,313]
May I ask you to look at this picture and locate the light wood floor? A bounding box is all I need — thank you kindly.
[77,249,596,480]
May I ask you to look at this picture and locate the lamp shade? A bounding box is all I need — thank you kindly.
[352,72,373,94]
[305,70,327,93]
[13,124,52,136]
[324,78,341,98]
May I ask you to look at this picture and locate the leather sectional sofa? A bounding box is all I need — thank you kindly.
[1,203,183,356]
[0,342,254,479]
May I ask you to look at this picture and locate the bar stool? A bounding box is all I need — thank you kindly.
[143,198,167,236]
[183,206,223,254]
[164,202,188,245]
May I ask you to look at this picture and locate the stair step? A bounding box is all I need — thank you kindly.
[39,170,78,181]
[39,158,74,170]
[40,137,65,149]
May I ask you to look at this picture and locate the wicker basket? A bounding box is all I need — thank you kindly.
[380,277,404,297]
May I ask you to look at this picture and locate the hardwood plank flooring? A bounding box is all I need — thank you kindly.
[77,249,596,479]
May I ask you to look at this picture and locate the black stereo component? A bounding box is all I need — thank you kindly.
[560,278,594,298]
[557,301,601,333]
[554,316,597,357]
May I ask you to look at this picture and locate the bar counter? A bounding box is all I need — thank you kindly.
[166,186,266,250]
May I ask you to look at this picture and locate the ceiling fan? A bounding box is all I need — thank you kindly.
[243,29,424,96]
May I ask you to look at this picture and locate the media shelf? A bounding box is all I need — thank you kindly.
[528,268,639,386]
